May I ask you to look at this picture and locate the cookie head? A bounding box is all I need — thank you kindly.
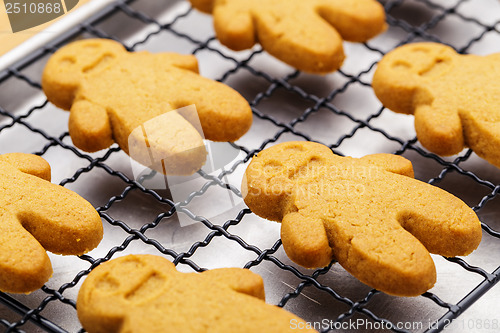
[372,43,456,115]
[374,43,500,167]
[243,141,482,296]
[42,39,124,111]
[77,254,316,333]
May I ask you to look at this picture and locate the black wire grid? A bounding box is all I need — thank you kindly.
[1,0,500,332]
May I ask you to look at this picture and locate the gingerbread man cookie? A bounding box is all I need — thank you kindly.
[0,153,103,294]
[373,42,500,168]
[77,254,316,333]
[42,38,252,175]
[190,0,387,73]
[242,141,482,296]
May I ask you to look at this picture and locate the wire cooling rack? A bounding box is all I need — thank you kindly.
[1,0,500,332]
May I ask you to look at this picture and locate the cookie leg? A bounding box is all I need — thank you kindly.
[189,0,215,13]
[68,99,113,152]
[127,109,207,176]
[0,210,52,293]
[414,103,464,156]
[253,7,344,73]
[459,109,500,168]
[344,227,436,296]
[212,2,255,51]
[397,181,482,257]
[317,0,387,42]
[281,212,332,268]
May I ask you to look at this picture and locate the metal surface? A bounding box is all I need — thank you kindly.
[1,0,500,332]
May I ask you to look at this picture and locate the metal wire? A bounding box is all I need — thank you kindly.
[0,0,499,332]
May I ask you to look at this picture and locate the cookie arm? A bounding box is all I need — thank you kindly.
[16,175,103,256]
[359,153,414,178]
[68,99,114,152]
[0,153,51,181]
[281,212,333,268]
[201,268,265,300]
[0,209,52,293]
[152,52,199,73]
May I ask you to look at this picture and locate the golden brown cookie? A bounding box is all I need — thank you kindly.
[372,42,500,168]
[0,153,103,294]
[77,254,316,333]
[190,0,387,73]
[242,141,482,296]
[42,38,252,175]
